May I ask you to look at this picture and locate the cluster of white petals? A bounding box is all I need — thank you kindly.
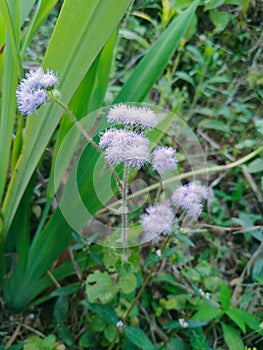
[171,182,208,218]
[107,104,157,129]
[152,146,178,174]
[99,128,150,169]
[140,202,174,238]
[16,68,58,115]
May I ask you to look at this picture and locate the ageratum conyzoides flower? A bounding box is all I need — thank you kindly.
[16,67,58,115]
[107,104,157,130]
[99,128,150,169]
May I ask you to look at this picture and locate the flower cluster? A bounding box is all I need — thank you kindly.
[152,146,178,174]
[179,318,189,328]
[99,104,158,170]
[99,104,208,241]
[99,129,150,169]
[16,67,58,115]
[140,182,207,240]
[171,182,208,218]
[107,104,157,129]
[140,202,174,238]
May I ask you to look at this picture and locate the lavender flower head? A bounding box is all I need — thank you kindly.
[171,182,208,218]
[107,104,157,129]
[140,202,174,238]
[99,128,150,169]
[16,67,58,115]
[152,146,178,174]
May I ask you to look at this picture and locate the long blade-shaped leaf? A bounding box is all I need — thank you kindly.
[21,0,36,25]
[21,0,59,59]
[0,0,21,206]
[2,0,131,237]
[46,30,116,199]
[115,0,199,103]
[0,0,22,77]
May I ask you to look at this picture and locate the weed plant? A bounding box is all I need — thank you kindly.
[0,1,262,349]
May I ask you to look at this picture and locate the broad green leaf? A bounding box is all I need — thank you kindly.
[235,309,260,330]
[225,308,246,332]
[247,158,263,174]
[42,335,56,348]
[24,336,42,348]
[79,332,92,348]
[57,325,74,348]
[86,270,115,303]
[104,324,117,342]
[199,119,231,134]
[118,272,137,294]
[220,281,231,310]
[54,295,69,323]
[144,253,160,267]
[115,0,199,102]
[82,301,118,324]
[192,302,222,321]
[221,323,244,350]
[124,326,155,350]
[209,10,231,33]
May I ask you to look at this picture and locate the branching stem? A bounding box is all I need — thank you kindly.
[50,94,123,192]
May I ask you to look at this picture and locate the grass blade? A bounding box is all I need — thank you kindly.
[115,0,199,103]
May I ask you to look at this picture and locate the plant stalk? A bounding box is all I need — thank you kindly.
[50,94,123,192]
[121,166,129,256]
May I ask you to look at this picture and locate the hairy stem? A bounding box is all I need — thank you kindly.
[122,166,129,256]
[50,95,123,192]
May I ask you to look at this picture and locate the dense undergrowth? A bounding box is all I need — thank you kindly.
[0,0,262,349]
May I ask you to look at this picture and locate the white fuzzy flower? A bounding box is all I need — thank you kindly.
[16,68,58,115]
[140,202,174,238]
[99,128,150,169]
[152,146,178,174]
[179,318,189,328]
[107,104,157,129]
[171,182,207,218]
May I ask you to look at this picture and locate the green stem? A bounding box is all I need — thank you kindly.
[97,145,263,214]
[50,94,123,192]
[108,235,172,349]
[122,166,129,256]
[123,234,171,321]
